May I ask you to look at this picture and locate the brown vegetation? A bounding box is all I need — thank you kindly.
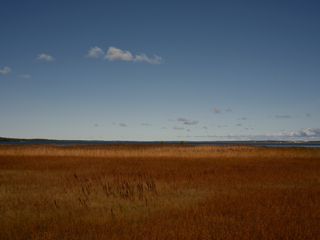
[0,144,319,239]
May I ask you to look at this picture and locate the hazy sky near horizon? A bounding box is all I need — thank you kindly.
[1,0,320,141]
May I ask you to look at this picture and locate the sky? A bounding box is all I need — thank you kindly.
[1,0,320,141]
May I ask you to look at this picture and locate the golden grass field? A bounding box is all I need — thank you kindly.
[0,144,319,240]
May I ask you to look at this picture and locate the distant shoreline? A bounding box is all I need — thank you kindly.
[1,137,320,148]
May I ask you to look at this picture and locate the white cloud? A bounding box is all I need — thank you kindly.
[105,46,162,64]
[273,128,320,138]
[0,66,11,75]
[87,47,104,59]
[106,47,134,62]
[134,53,162,64]
[187,128,320,141]
[18,74,31,79]
[37,53,54,62]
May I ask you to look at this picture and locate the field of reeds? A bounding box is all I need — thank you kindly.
[0,144,319,240]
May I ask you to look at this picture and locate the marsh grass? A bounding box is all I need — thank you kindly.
[0,145,319,239]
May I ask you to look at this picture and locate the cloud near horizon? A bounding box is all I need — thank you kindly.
[183,128,320,141]
[213,107,233,114]
[173,126,185,130]
[0,66,11,75]
[273,128,320,138]
[37,53,54,62]
[213,107,221,114]
[275,114,292,119]
[177,118,199,125]
[141,123,152,126]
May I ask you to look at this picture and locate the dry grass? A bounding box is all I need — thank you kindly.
[0,144,319,240]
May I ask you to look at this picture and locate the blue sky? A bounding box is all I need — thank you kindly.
[1,0,320,141]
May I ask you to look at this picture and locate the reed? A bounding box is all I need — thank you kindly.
[0,144,319,239]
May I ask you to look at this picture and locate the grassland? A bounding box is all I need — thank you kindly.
[0,144,319,240]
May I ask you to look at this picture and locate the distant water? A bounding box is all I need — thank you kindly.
[1,140,320,148]
[259,144,320,148]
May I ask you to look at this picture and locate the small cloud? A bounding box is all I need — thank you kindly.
[105,46,162,64]
[236,123,242,127]
[135,53,162,64]
[306,113,311,118]
[177,118,187,122]
[173,126,185,130]
[119,123,127,127]
[94,123,99,128]
[275,115,292,119]
[37,53,54,62]
[225,108,232,112]
[87,46,104,59]
[213,107,221,114]
[239,117,247,121]
[177,117,199,125]
[141,123,151,126]
[18,74,31,79]
[203,126,208,130]
[0,66,11,75]
[106,47,135,62]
